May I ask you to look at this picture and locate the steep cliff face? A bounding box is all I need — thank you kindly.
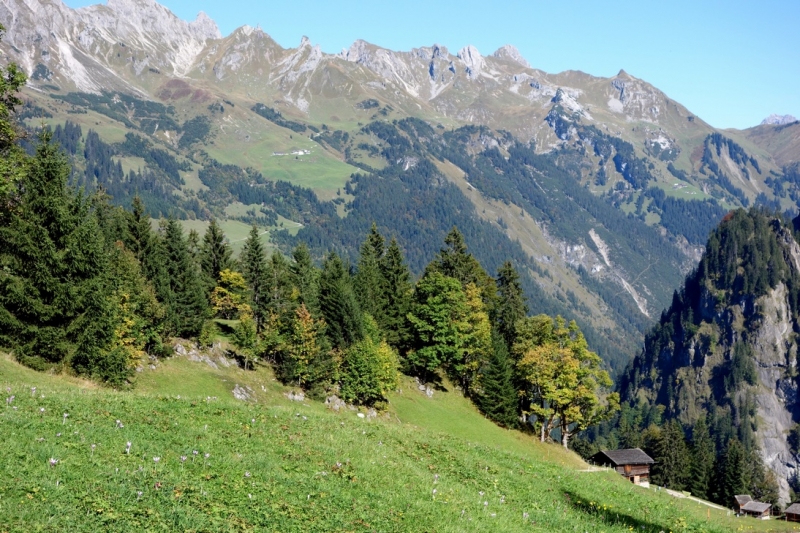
[620,209,800,503]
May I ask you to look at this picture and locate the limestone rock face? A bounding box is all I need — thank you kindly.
[491,44,531,68]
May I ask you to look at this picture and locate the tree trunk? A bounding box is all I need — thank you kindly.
[561,421,570,449]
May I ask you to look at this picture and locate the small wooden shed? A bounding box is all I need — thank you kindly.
[733,495,753,513]
[740,501,771,519]
[590,448,654,485]
[784,503,800,522]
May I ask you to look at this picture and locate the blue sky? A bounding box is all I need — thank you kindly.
[64,0,799,129]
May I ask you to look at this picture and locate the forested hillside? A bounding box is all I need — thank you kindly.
[574,208,800,507]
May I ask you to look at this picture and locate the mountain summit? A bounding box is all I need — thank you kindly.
[761,114,797,126]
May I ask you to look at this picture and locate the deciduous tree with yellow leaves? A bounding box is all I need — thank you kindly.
[514,315,619,448]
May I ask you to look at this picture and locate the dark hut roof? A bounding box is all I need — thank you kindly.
[741,501,771,514]
[734,495,753,506]
[785,503,800,515]
[591,448,654,466]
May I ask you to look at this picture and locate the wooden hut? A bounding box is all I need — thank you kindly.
[733,495,753,513]
[740,501,771,519]
[784,503,800,522]
[590,449,654,486]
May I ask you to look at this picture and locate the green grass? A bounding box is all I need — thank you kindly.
[2,353,795,532]
[204,127,357,199]
[0,356,785,532]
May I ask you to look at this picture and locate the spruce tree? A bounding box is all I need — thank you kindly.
[718,438,747,506]
[265,250,293,320]
[0,132,114,372]
[125,196,171,314]
[427,227,498,310]
[319,252,364,350]
[354,223,386,325]
[651,419,691,490]
[0,24,27,206]
[379,237,413,350]
[200,218,233,288]
[478,330,519,428]
[241,225,269,332]
[162,217,207,337]
[495,261,528,350]
[689,417,715,500]
[290,242,320,317]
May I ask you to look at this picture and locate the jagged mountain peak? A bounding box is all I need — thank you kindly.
[761,114,798,126]
[456,45,486,80]
[491,44,530,68]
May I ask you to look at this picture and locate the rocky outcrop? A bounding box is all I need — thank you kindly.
[761,114,798,126]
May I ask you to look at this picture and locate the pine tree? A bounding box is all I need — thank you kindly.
[241,225,269,332]
[319,252,364,350]
[494,261,528,350]
[200,218,233,288]
[689,417,715,500]
[379,237,413,350]
[162,217,207,337]
[478,330,519,428]
[290,242,320,317]
[354,223,386,325]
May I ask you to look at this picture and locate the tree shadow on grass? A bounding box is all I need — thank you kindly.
[562,490,685,533]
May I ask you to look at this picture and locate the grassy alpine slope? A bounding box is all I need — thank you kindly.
[0,352,793,532]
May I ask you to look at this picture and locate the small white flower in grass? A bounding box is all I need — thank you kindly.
[137,491,143,500]
[49,458,58,466]
[490,513,496,518]
[244,471,251,478]
[479,491,484,496]
[126,442,132,454]
[62,413,68,424]
[91,444,96,455]
[500,495,505,504]
[181,456,187,463]
[39,407,45,414]
[248,494,252,499]
[204,453,210,459]
[56,432,61,437]
[523,512,529,520]
[153,457,160,463]
[30,387,36,396]
[484,501,488,508]
[434,474,439,483]
[12,406,17,410]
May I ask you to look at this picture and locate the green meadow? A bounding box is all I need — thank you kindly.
[1,353,794,532]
